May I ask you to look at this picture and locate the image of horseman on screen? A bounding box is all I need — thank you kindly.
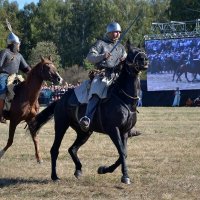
[175,49,200,82]
[145,37,200,91]
[146,40,185,75]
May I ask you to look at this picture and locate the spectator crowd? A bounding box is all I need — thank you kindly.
[39,82,80,105]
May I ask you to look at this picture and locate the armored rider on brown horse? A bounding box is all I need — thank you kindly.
[0,27,31,123]
[0,23,62,163]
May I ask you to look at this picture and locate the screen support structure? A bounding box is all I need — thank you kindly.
[144,19,200,40]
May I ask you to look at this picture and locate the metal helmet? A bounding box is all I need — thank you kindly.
[7,32,20,45]
[106,22,121,33]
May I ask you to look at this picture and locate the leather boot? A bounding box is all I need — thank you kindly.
[0,99,7,124]
[79,95,100,131]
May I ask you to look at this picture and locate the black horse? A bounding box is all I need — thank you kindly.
[28,42,149,184]
[174,60,200,82]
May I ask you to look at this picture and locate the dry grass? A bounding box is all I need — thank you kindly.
[0,107,200,200]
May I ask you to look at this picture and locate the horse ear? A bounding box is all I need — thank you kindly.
[40,56,45,62]
[126,39,131,50]
[49,55,52,61]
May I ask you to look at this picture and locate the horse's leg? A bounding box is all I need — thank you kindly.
[192,73,197,82]
[50,118,69,181]
[176,72,182,83]
[29,103,42,163]
[0,121,18,159]
[176,72,179,83]
[111,129,130,184]
[68,130,92,179]
[100,128,130,184]
[185,72,191,82]
[31,134,43,163]
[172,70,176,81]
[98,133,128,175]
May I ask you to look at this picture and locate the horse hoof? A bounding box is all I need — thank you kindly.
[0,150,5,159]
[121,176,131,184]
[97,166,107,174]
[51,176,60,182]
[37,159,43,164]
[128,130,142,137]
[53,178,61,182]
[74,170,82,179]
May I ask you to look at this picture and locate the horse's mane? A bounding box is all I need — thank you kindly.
[27,61,40,76]
[26,58,50,82]
[117,45,140,78]
[24,66,38,85]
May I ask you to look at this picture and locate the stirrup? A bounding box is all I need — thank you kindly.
[79,116,90,131]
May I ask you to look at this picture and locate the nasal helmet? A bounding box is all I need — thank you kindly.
[7,32,20,45]
[106,22,121,33]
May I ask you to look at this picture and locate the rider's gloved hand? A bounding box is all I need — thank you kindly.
[103,52,111,60]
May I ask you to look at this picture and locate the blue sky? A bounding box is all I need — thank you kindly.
[9,0,39,10]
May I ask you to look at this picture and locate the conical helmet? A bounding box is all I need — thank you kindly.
[7,32,20,45]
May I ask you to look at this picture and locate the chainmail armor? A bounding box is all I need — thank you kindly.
[0,48,29,75]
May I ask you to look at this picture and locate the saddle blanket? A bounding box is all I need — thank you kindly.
[74,80,91,104]
[74,75,115,104]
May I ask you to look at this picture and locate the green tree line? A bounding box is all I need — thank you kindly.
[0,0,200,81]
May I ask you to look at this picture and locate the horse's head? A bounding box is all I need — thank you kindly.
[113,42,148,104]
[38,56,63,84]
[125,41,149,74]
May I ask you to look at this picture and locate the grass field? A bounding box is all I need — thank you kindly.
[0,107,200,200]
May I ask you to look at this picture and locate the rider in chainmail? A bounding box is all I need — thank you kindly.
[0,32,31,123]
[79,22,127,131]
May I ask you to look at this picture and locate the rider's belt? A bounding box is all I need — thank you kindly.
[105,68,114,73]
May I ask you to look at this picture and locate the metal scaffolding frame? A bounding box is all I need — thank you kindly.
[151,21,186,33]
[144,19,200,40]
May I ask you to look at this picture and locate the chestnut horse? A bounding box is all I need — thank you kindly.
[0,56,62,163]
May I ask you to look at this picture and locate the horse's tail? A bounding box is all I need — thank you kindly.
[28,101,57,136]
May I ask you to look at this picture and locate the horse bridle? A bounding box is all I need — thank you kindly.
[41,61,55,80]
[126,51,147,73]
[120,50,146,101]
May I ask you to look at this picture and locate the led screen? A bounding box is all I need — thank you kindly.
[145,38,200,91]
